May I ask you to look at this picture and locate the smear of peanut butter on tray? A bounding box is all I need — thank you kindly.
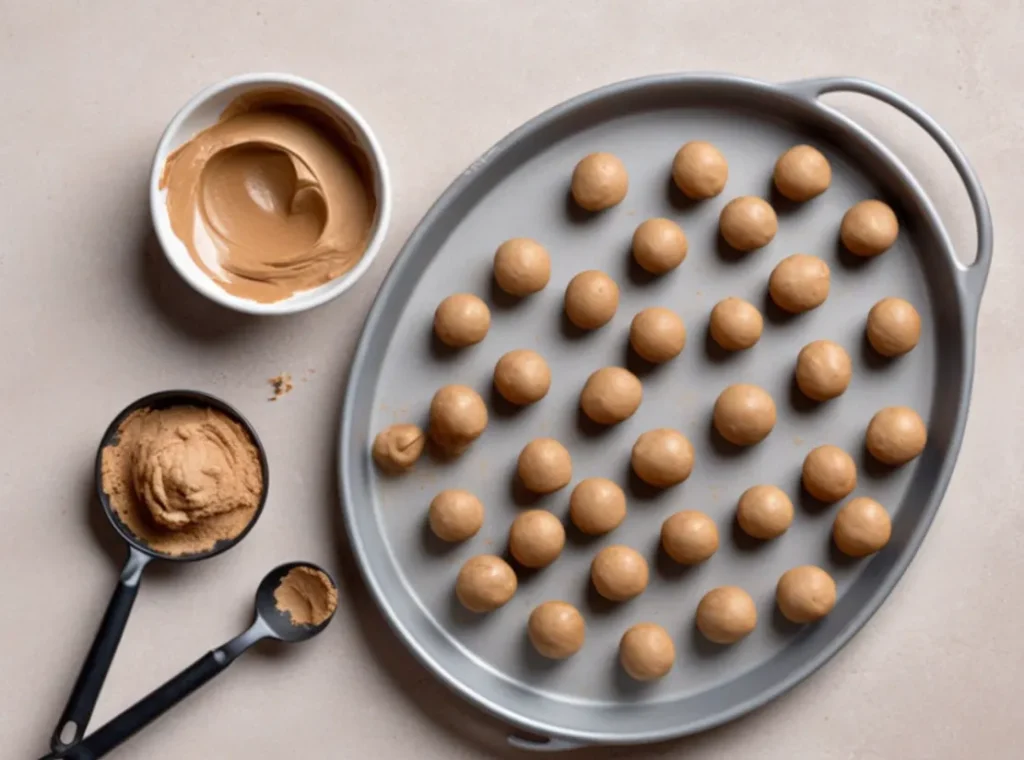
[161,90,375,303]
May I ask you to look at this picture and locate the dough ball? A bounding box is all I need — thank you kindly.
[571,152,628,211]
[776,566,836,623]
[580,367,643,424]
[630,307,686,363]
[455,555,517,612]
[696,586,757,644]
[564,270,620,329]
[631,429,695,487]
[802,445,857,502]
[528,601,585,659]
[509,509,566,568]
[372,424,425,473]
[569,477,626,535]
[433,293,491,347]
[773,145,832,201]
[713,384,776,446]
[796,339,852,401]
[769,254,830,313]
[736,485,794,540]
[719,196,778,251]
[672,141,728,200]
[591,545,649,601]
[428,489,484,542]
[841,200,899,257]
[632,218,688,274]
[866,406,927,466]
[619,623,675,681]
[493,238,551,296]
[661,510,719,565]
[494,349,551,405]
[833,497,892,557]
[867,297,921,357]
[517,438,572,493]
[709,297,763,351]
[429,385,488,455]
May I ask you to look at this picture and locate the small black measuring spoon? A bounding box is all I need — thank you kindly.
[46,562,336,760]
[49,390,269,754]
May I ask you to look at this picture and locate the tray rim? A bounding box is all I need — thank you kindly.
[339,72,990,747]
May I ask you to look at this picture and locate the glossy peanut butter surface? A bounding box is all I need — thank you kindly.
[161,91,375,303]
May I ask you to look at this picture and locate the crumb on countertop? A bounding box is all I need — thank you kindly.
[269,373,294,401]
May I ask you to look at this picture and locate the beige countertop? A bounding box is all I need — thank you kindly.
[2,1,1021,758]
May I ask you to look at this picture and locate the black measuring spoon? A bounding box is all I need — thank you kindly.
[47,562,336,760]
[49,390,269,755]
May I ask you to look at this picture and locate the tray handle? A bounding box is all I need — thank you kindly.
[507,734,588,752]
[782,76,993,303]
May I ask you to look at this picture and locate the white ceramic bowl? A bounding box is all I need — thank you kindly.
[150,73,392,315]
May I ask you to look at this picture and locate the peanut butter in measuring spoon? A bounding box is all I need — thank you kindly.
[161,92,376,303]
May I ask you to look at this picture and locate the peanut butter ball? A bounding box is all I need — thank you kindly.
[591,545,649,601]
[632,218,688,274]
[580,367,642,424]
[796,340,852,401]
[564,270,619,330]
[802,445,857,502]
[494,349,551,405]
[776,566,836,623]
[736,485,794,540]
[455,555,517,612]
[631,429,694,487]
[493,237,551,296]
[773,145,832,201]
[672,141,728,200]
[372,424,426,472]
[429,385,488,455]
[696,586,757,644]
[661,510,719,565]
[719,196,778,251]
[428,489,484,542]
[769,254,830,313]
[509,509,566,568]
[833,497,892,557]
[713,384,776,446]
[433,293,491,347]
[866,406,927,466]
[630,307,686,363]
[528,601,585,659]
[619,623,675,681]
[517,438,572,493]
[867,297,921,357]
[841,200,899,257]
[571,152,628,211]
[569,477,627,535]
[709,297,763,351]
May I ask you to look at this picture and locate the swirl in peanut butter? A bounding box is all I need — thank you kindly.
[160,91,375,303]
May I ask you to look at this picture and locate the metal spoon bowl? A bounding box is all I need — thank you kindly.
[50,390,269,753]
[254,561,338,642]
[95,389,270,562]
[51,563,337,760]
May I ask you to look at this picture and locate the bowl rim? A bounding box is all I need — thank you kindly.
[149,71,392,316]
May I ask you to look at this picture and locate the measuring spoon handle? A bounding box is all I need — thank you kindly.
[60,620,268,760]
[50,548,151,753]
[60,650,228,760]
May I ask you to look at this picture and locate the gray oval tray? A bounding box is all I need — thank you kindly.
[339,74,992,751]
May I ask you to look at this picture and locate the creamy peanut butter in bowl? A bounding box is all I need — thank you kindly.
[150,73,391,314]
